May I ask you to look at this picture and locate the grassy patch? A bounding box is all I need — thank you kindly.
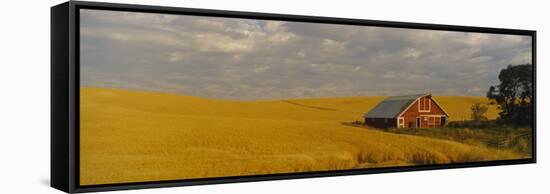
[385,123,532,156]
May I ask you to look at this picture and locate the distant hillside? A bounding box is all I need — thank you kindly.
[287,95,499,121]
[81,87,499,121]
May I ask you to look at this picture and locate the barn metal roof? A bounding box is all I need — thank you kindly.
[364,94,430,118]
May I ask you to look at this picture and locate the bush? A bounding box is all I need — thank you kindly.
[471,103,489,121]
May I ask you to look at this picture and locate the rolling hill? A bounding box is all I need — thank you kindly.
[79,87,520,185]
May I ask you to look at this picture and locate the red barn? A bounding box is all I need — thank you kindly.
[364,94,449,129]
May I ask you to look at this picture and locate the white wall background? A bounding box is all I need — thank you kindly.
[0,0,547,193]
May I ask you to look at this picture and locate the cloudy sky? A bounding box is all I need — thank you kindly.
[80,9,532,100]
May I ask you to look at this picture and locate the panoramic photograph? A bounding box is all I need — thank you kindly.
[79,9,533,186]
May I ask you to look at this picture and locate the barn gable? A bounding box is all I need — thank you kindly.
[396,95,449,118]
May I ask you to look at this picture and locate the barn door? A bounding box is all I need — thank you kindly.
[398,117,404,128]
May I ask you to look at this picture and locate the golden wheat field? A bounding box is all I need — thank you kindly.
[80,87,523,185]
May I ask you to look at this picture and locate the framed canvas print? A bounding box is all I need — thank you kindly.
[51,1,536,193]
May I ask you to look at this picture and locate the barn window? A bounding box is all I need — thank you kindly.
[428,116,435,126]
[419,97,431,112]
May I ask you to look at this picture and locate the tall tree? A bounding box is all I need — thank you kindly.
[486,64,533,126]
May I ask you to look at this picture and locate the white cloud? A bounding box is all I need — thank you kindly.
[194,32,255,53]
[321,39,346,53]
[402,48,421,58]
[253,65,271,73]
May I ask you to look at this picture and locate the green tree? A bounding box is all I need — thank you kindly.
[471,103,488,121]
[486,64,533,126]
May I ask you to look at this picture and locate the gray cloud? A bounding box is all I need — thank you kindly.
[80,9,532,100]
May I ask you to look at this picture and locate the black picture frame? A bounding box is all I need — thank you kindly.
[51,1,537,193]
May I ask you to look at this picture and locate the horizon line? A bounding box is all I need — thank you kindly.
[80,86,492,102]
